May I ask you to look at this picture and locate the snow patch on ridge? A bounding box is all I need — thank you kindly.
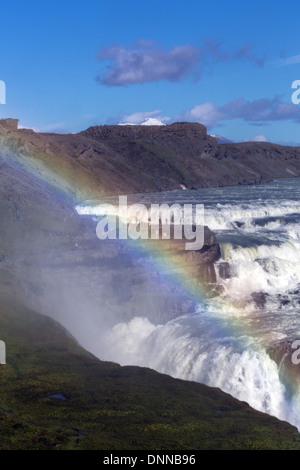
[119,117,165,126]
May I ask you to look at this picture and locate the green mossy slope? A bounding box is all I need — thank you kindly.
[1,299,300,450]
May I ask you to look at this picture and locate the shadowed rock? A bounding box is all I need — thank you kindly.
[251,291,268,308]
[217,262,232,280]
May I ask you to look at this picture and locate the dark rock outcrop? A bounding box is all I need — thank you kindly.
[217,261,232,280]
[267,340,300,396]
[250,291,268,308]
[0,118,19,131]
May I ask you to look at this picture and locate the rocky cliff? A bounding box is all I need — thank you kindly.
[0,120,300,201]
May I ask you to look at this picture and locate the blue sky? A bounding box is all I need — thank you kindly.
[0,0,300,143]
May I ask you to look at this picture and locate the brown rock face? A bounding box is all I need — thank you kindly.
[137,225,221,288]
[0,118,19,131]
[1,120,300,200]
[267,341,300,395]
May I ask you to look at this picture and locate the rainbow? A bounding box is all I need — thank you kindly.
[1,126,300,428]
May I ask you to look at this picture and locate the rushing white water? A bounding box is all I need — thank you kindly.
[77,178,300,430]
[101,308,300,428]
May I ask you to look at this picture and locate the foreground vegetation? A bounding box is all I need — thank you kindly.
[0,296,300,450]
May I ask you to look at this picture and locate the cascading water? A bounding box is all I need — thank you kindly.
[76,177,300,430]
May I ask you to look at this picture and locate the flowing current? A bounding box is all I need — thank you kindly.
[77,177,300,430]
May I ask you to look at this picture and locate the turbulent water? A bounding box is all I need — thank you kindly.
[77,177,300,430]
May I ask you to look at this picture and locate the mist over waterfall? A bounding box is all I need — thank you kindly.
[72,178,300,430]
[100,311,300,428]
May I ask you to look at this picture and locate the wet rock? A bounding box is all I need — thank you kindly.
[204,283,225,298]
[281,298,290,307]
[199,264,217,284]
[267,340,300,395]
[234,221,244,228]
[250,291,268,308]
[217,262,231,280]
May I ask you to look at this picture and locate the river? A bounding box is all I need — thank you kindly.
[76,177,300,429]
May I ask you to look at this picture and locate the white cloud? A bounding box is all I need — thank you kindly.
[97,43,201,86]
[180,102,226,127]
[244,135,267,142]
[96,40,265,87]
[18,124,41,133]
[179,96,300,128]
[272,54,300,67]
